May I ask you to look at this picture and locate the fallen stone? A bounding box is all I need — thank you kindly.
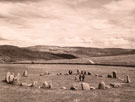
[110,83,122,88]
[61,87,67,90]
[105,85,111,89]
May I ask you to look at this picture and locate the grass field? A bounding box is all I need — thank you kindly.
[0,64,135,102]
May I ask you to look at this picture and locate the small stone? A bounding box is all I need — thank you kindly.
[40,73,45,76]
[61,87,67,90]
[88,72,91,75]
[90,87,96,90]
[70,86,77,90]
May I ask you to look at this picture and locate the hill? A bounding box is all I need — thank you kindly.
[0,45,77,63]
[27,45,135,58]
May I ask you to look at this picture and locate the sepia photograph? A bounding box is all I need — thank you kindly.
[0,0,135,102]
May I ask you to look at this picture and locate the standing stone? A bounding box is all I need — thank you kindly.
[77,69,80,75]
[81,82,90,90]
[9,74,14,84]
[81,71,84,75]
[48,83,52,89]
[84,71,87,75]
[79,74,82,81]
[13,74,20,85]
[42,81,49,88]
[82,74,85,81]
[112,71,117,78]
[5,72,11,83]
[98,81,105,89]
[126,75,131,83]
[31,81,38,87]
[75,76,78,81]
[23,70,28,77]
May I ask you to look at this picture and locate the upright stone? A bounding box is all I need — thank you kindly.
[9,74,14,84]
[5,72,11,83]
[112,71,117,78]
[23,70,28,77]
[81,82,90,90]
[126,75,131,83]
[98,81,105,89]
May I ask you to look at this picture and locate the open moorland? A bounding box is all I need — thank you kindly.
[0,64,135,102]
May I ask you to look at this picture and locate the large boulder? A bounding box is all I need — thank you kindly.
[81,82,90,90]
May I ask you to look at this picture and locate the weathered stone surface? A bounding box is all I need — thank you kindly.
[9,74,14,84]
[98,81,105,89]
[81,82,90,90]
[42,81,49,88]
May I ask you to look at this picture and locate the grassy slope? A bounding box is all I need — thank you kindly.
[0,45,77,62]
[27,45,135,58]
[0,64,135,102]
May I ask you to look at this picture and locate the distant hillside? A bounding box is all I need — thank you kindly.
[27,45,135,58]
[1,45,135,63]
[0,45,77,63]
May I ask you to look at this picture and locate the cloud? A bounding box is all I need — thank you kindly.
[0,0,134,48]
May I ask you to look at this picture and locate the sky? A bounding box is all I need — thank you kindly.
[0,0,135,48]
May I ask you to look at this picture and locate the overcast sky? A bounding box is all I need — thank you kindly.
[0,0,134,48]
